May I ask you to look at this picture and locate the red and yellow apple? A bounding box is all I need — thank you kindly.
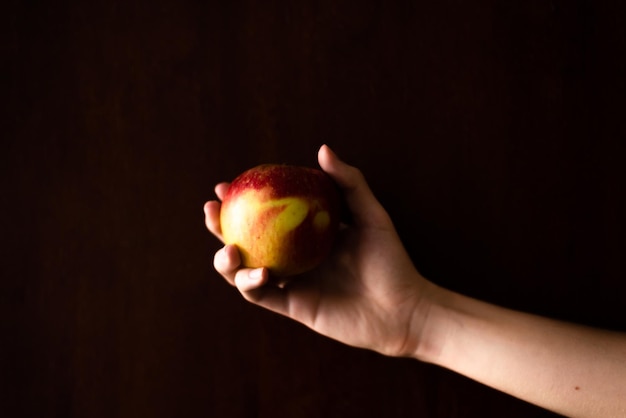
[220,164,340,277]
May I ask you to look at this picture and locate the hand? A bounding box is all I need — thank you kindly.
[204,145,433,357]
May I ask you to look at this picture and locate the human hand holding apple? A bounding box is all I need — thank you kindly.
[204,145,430,357]
[206,146,626,418]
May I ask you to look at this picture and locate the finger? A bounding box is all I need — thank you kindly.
[318,144,390,227]
[234,267,291,317]
[204,200,224,242]
[234,267,269,292]
[215,182,230,201]
[213,244,241,286]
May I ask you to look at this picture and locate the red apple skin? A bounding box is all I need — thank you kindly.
[220,164,340,277]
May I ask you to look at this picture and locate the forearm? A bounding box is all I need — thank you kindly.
[415,284,626,418]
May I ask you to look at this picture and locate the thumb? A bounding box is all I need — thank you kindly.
[318,145,390,227]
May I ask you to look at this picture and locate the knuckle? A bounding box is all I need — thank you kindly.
[350,166,364,180]
[345,166,365,189]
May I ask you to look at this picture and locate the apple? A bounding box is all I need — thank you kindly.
[220,164,341,277]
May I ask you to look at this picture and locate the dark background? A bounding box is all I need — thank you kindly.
[3,1,625,417]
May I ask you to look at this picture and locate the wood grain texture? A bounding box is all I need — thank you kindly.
[3,1,625,417]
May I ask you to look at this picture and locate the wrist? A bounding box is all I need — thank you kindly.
[409,282,456,364]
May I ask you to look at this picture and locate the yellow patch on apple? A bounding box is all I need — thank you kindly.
[222,190,309,243]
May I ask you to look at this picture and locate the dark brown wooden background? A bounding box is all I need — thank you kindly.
[3,1,625,417]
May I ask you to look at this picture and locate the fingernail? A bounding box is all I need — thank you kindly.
[249,268,263,281]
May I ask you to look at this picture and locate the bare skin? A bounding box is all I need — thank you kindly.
[204,145,626,418]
